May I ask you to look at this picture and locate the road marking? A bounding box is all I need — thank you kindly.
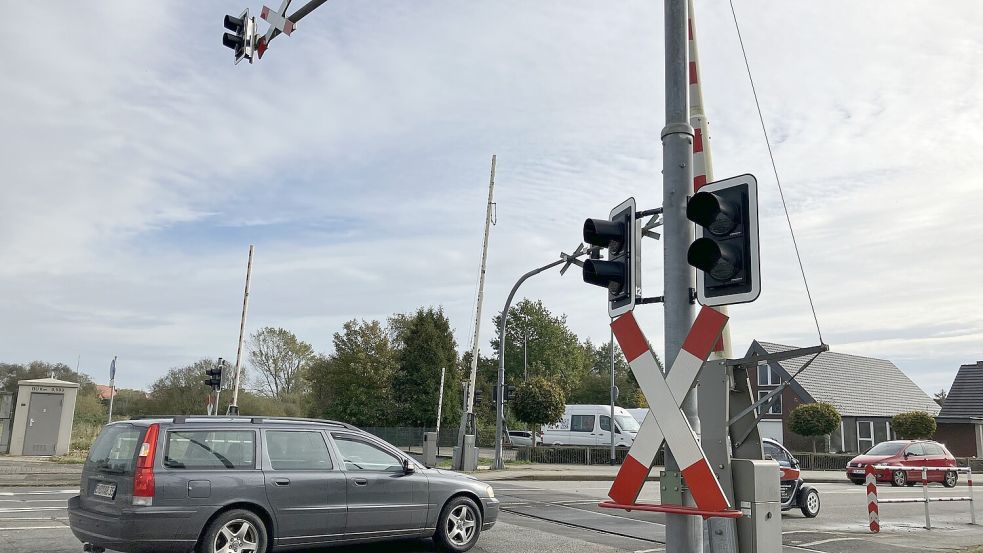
[0,507,66,513]
[797,537,862,547]
[0,525,69,530]
[0,517,61,520]
[633,548,665,553]
[0,499,67,503]
[0,490,78,496]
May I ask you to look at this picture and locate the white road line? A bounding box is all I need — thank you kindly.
[797,537,862,547]
[633,548,665,553]
[0,517,60,520]
[0,499,67,503]
[0,507,66,513]
[0,525,69,531]
[547,503,667,527]
[0,490,78,496]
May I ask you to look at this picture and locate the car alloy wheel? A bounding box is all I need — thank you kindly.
[943,471,958,488]
[436,496,482,552]
[446,504,477,546]
[214,519,260,553]
[892,470,907,487]
[800,488,820,518]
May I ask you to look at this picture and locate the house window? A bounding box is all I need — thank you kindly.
[757,391,781,415]
[757,363,781,386]
[858,421,874,452]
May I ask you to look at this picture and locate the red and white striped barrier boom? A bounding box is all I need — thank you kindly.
[865,465,879,533]
[607,306,729,512]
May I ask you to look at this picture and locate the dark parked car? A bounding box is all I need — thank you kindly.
[68,416,498,553]
[763,438,820,517]
[845,439,958,487]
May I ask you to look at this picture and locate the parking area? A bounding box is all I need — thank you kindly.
[1,480,979,553]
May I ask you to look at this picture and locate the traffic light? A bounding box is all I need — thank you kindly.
[583,198,637,317]
[474,389,483,405]
[223,10,255,64]
[686,174,760,306]
[493,385,517,403]
[205,365,223,391]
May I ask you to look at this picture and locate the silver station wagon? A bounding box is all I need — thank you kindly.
[68,416,498,553]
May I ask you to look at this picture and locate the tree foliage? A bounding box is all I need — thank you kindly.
[513,377,565,446]
[491,299,589,393]
[789,402,841,452]
[391,307,460,427]
[248,327,315,400]
[891,411,937,439]
[309,319,397,426]
[147,360,216,415]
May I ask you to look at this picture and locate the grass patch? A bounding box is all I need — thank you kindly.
[50,453,86,465]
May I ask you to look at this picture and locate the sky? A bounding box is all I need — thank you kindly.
[2,1,982,399]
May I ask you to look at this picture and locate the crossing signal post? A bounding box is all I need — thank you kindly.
[223,10,256,64]
[205,361,224,415]
[686,174,761,307]
[583,198,638,317]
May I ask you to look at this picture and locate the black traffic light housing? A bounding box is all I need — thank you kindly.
[223,10,255,64]
[686,174,760,306]
[474,389,483,405]
[205,366,223,391]
[583,197,637,317]
[493,384,517,403]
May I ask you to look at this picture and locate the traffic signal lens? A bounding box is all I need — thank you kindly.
[584,219,626,254]
[687,192,738,236]
[223,32,244,51]
[688,238,741,281]
[583,259,626,294]
[224,15,245,32]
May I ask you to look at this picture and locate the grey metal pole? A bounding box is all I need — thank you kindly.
[493,257,568,470]
[610,329,616,465]
[107,356,117,424]
[523,332,528,381]
[663,0,699,550]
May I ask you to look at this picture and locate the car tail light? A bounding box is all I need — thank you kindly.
[132,423,159,506]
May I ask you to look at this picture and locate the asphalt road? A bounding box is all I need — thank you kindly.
[1,480,980,553]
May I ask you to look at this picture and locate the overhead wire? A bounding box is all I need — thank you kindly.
[727,0,825,345]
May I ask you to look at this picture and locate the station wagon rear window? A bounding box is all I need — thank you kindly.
[163,430,255,469]
[86,424,142,475]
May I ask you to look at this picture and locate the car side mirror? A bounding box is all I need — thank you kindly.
[764,454,773,461]
[402,458,415,474]
[903,452,911,458]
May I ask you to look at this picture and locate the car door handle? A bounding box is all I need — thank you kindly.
[273,478,290,486]
[353,478,368,486]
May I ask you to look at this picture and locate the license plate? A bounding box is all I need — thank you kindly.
[93,482,117,499]
[851,469,864,475]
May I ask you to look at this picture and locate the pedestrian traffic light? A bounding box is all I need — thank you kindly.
[583,198,637,317]
[222,10,255,64]
[205,365,223,391]
[686,174,760,306]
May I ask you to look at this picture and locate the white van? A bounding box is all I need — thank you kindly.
[542,405,640,447]
[626,408,649,425]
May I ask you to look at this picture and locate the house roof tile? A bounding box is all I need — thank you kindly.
[939,361,983,418]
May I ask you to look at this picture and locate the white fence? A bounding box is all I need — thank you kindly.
[865,464,975,532]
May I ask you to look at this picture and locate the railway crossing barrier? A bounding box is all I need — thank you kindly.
[865,464,975,532]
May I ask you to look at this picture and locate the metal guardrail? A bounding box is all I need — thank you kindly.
[865,464,975,532]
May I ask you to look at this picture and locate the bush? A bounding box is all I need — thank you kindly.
[513,377,565,448]
[891,411,936,439]
[789,402,841,452]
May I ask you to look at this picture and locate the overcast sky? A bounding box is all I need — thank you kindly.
[3,1,981,399]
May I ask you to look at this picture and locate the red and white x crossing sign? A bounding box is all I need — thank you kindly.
[608,306,730,512]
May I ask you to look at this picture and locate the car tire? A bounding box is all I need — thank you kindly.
[891,470,907,487]
[197,509,268,553]
[943,471,958,488]
[435,496,482,552]
[799,488,820,518]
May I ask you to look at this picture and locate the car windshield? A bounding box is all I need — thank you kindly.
[615,415,640,432]
[865,442,906,456]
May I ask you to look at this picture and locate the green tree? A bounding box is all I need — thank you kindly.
[1,361,97,395]
[491,299,589,393]
[308,320,398,426]
[147,360,216,415]
[789,402,841,452]
[248,327,315,400]
[109,389,152,419]
[392,307,460,427]
[933,389,946,408]
[891,411,937,440]
[513,377,565,448]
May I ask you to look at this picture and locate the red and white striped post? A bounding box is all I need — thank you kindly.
[866,464,880,533]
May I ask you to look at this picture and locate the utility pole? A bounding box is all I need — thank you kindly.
[228,245,254,415]
[436,367,446,434]
[107,356,117,424]
[663,0,700,551]
[455,155,496,470]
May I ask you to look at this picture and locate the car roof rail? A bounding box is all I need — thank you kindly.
[127,414,359,430]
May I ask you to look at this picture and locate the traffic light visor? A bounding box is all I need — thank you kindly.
[584,219,626,253]
[223,32,244,51]
[224,14,246,32]
[688,238,741,281]
[583,259,626,294]
[687,192,738,236]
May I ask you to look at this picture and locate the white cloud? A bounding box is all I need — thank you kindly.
[1,1,981,399]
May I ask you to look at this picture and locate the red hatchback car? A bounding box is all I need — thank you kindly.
[846,440,958,487]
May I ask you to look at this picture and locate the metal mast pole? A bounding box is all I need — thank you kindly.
[228,245,254,415]
[436,367,446,434]
[609,329,616,464]
[107,356,117,424]
[456,155,497,470]
[663,0,700,551]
